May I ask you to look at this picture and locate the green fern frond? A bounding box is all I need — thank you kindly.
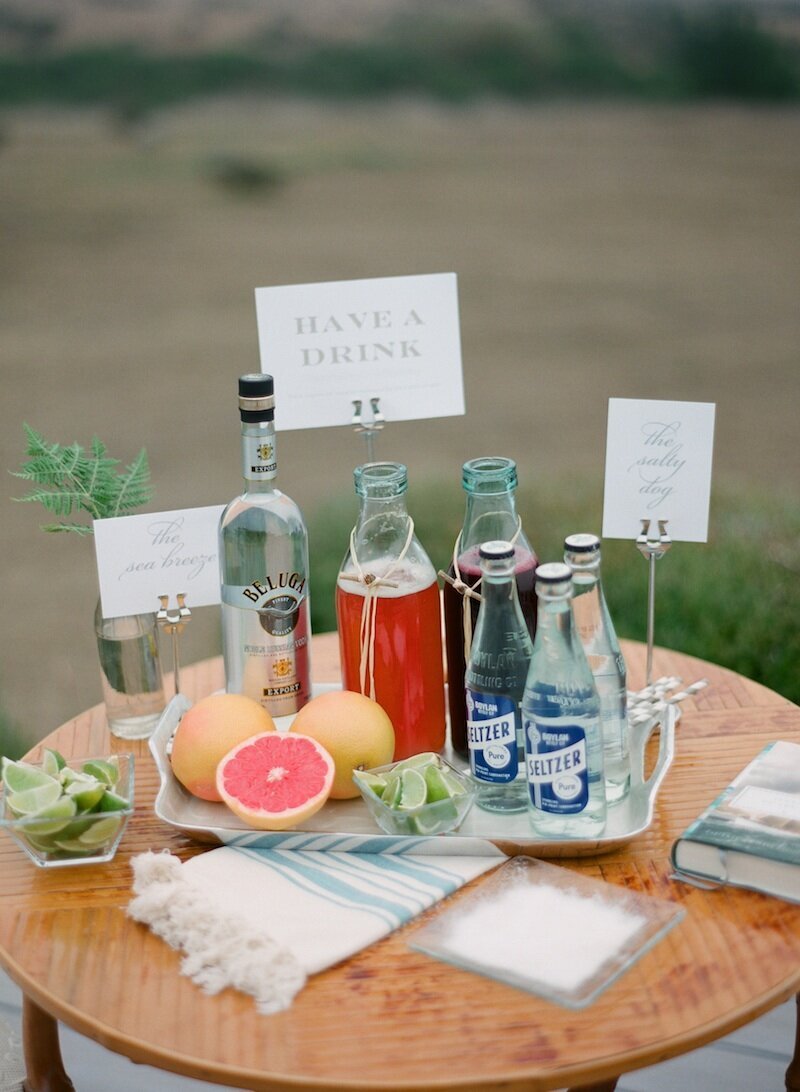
[22,423,55,458]
[40,522,95,536]
[112,448,152,516]
[10,425,154,533]
[10,458,62,483]
[13,488,85,517]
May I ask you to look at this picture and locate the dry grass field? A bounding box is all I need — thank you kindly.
[1,97,799,751]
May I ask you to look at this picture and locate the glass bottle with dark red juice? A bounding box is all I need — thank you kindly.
[443,457,538,759]
[336,462,446,761]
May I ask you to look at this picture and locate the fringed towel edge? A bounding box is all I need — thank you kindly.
[128,850,306,1014]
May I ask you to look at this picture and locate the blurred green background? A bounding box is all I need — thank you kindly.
[1,0,798,757]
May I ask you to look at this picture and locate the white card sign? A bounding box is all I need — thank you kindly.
[254,273,464,431]
[602,399,716,543]
[94,506,225,619]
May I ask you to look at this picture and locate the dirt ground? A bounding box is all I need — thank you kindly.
[1,99,799,752]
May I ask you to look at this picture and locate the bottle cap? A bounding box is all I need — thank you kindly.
[239,374,275,421]
[564,533,600,553]
[535,562,572,583]
[479,540,515,561]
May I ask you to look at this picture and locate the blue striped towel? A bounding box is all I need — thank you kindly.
[128,846,499,1013]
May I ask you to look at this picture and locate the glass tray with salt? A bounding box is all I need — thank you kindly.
[409,856,684,1009]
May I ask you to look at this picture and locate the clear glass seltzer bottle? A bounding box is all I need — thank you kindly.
[219,373,311,718]
[443,457,538,760]
[522,562,607,838]
[465,541,532,813]
[564,533,630,804]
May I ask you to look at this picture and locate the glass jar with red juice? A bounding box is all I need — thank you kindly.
[443,457,538,759]
[336,462,446,761]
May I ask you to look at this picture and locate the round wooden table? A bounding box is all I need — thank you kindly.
[2,637,800,1092]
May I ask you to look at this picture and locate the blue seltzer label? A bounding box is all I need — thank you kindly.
[524,720,589,814]
[466,689,519,784]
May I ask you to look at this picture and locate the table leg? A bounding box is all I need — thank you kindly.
[21,995,75,1092]
[568,1081,618,1091]
[786,993,800,1092]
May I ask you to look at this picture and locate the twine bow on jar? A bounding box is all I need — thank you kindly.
[338,519,415,701]
[438,517,523,664]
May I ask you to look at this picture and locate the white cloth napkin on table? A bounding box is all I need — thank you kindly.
[128,847,498,1014]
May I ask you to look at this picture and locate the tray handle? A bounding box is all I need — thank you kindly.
[629,702,678,799]
[149,693,191,781]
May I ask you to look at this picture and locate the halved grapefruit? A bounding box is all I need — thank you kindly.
[216,732,334,831]
[171,693,275,802]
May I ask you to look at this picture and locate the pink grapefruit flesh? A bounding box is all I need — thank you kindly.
[216,731,334,831]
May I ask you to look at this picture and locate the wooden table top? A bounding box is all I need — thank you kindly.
[2,636,800,1091]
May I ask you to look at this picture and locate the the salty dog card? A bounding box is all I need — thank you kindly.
[602,399,716,542]
[93,506,225,619]
[254,273,465,429]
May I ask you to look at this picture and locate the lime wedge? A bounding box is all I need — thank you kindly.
[440,769,468,797]
[2,760,57,796]
[390,752,438,774]
[5,780,62,816]
[20,833,60,854]
[353,770,387,798]
[57,815,97,840]
[398,768,427,811]
[423,764,454,802]
[98,791,130,813]
[23,796,78,836]
[81,759,119,788]
[77,815,122,847]
[60,767,94,786]
[41,749,66,778]
[64,778,105,812]
[382,774,402,809]
[412,800,458,834]
[52,838,94,854]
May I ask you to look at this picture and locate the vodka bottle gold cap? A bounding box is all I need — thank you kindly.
[238,374,275,421]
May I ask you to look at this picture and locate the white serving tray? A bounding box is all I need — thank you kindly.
[150,689,676,859]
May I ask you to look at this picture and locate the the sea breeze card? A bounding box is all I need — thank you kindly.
[254,273,465,431]
[93,506,225,619]
[602,398,716,542]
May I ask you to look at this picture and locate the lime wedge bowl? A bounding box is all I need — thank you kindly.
[1,753,134,868]
[353,753,475,837]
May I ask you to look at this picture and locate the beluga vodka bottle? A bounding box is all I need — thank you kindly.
[219,374,311,717]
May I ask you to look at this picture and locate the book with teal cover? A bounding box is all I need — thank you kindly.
[671,740,800,903]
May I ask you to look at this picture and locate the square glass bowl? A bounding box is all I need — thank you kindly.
[1,753,134,868]
[410,856,685,1008]
[353,752,476,836]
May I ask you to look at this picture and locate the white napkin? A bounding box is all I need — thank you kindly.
[129,847,498,1013]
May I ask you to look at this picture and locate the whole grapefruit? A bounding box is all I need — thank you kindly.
[216,731,334,830]
[290,689,395,799]
[170,692,275,802]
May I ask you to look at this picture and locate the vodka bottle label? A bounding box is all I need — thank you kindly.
[524,719,590,814]
[466,688,519,784]
[241,434,278,482]
[222,580,306,629]
[221,584,310,713]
